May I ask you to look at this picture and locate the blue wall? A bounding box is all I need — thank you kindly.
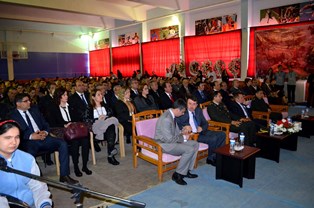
[0,52,88,80]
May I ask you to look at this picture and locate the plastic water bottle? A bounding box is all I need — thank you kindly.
[239,133,245,149]
[287,117,292,124]
[269,123,275,136]
[301,110,305,118]
[305,108,309,117]
[229,138,235,154]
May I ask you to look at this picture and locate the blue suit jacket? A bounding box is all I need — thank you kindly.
[10,107,50,141]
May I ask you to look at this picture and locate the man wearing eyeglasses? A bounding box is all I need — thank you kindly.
[9,93,79,185]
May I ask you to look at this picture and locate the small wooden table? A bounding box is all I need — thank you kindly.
[214,145,260,188]
[256,132,298,163]
[292,115,314,138]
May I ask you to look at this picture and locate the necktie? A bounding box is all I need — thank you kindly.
[169,94,174,103]
[200,91,205,99]
[24,111,34,132]
[192,112,198,130]
[61,107,71,122]
[80,94,88,105]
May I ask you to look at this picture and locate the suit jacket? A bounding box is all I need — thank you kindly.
[193,90,209,104]
[241,85,255,95]
[113,100,132,123]
[68,92,90,122]
[149,89,162,109]
[160,92,176,110]
[250,97,270,112]
[176,107,208,134]
[38,94,54,119]
[133,95,159,112]
[207,102,238,124]
[178,85,193,99]
[130,89,138,101]
[154,110,184,151]
[229,101,252,120]
[46,103,79,127]
[10,107,50,141]
[219,89,232,109]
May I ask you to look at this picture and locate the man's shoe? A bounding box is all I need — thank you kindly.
[74,168,83,177]
[185,171,198,178]
[108,156,119,165]
[206,158,216,167]
[172,172,187,185]
[60,175,79,185]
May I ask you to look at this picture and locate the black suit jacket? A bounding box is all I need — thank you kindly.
[46,103,80,127]
[160,92,176,110]
[229,101,252,120]
[149,89,162,109]
[113,100,132,123]
[10,107,50,141]
[68,92,90,121]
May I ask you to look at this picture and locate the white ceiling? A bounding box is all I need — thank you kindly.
[0,0,235,35]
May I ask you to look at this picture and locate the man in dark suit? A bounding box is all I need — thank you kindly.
[129,78,139,100]
[10,93,78,184]
[149,80,162,109]
[68,80,90,122]
[160,81,177,110]
[207,91,256,146]
[176,96,225,166]
[38,82,56,120]
[193,81,209,104]
[178,78,193,99]
[155,99,199,185]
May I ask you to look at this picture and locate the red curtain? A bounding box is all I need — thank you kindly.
[112,44,140,77]
[89,49,110,77]
[184,30,241,76]
[248,21,314,77]
[142,38,180,77]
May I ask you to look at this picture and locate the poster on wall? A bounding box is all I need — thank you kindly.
[195,14,237,35]
[150,25,179,41]
[260,7,281,25]
[255,24,314,77]
[300,1,314,21]
[260,1,314,26]
[279,4,300,24]
[95,38,109,49]
[118,32,140,46]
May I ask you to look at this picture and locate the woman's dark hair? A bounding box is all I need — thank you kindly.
[138,83,148,96]
[53,87,68,105]
[0,120,20,135]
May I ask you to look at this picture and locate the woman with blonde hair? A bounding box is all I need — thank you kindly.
[113,86,135,143]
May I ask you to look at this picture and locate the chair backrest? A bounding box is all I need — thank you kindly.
[136,118,159,138]
[202,108,210,120]
[132,110,163,139]
[199,101,211,109]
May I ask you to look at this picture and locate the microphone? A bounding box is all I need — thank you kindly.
[0,157,146,207]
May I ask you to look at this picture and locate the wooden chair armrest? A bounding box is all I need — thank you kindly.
[208,120,230,130]
[189,133,199,141]
[135,135,162,154]
[252,111,270,120]
[269,104,288,112]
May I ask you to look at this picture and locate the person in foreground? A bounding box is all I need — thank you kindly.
[176,96,226,166]
[10,93,78,185]
[154,99,199,185]
[0,120,52,208]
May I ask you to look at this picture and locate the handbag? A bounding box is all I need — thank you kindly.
[64,122,89,141]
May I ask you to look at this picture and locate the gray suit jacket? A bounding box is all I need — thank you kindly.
[154,109,184,152]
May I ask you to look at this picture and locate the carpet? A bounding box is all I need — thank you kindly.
[110,136,314,208]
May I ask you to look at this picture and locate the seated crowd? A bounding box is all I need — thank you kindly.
[0,74,287,189]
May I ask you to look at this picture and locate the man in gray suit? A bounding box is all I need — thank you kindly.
[155,98,199,185]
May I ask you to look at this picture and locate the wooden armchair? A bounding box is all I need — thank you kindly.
[199,101,237,144]
[132,110,181,182]
[189,133,208,168]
